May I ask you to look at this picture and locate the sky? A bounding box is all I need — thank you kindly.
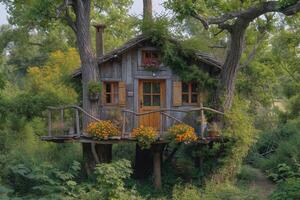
[0,0,166,25]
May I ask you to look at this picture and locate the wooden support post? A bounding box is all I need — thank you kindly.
[48,110,52,136]
[122,111,126,138]
[151,143,165,190]
[200,103,205,139]
[159,113,163,137]
[75,109,80,136]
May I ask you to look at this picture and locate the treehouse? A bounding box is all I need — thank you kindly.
[71,32,222,138]
[41,0,225,189]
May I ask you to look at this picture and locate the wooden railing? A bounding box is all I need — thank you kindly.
[121,106,224,138]
[46,105,224,139]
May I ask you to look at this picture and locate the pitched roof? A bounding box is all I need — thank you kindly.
[72,35,222,77]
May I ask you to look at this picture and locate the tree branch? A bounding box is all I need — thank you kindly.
[192,1,300,28]
[56,0,77,33]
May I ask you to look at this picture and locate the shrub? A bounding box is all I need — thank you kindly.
[88,81,102,95]
[86,120,120,139]
[167,124,197,143]
[203,182,259,200]
[94,159,133,199]
[269,178,300,200]
[236,165,258,184]
[132,126,158,149]
[172,184,201,200]
[267,163,299,183]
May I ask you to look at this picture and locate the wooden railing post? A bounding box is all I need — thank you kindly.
[159,112,163,137]
[200,103,205,139]
[122,111,126,138]
[75,109,80,136]
[48,110,52,136]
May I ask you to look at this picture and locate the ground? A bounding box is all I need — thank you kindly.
[248,167,276,199]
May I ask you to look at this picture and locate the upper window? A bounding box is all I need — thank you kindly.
[182,82,199,105]
[103,82,118,104]
[142,50,160,67]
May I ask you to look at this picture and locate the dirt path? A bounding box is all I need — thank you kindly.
[249,167,276,199]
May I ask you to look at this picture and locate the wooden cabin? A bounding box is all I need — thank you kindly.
[72,33,222,136]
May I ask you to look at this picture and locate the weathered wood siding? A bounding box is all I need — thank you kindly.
[99,45,213,132]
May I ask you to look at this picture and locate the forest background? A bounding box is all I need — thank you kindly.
[0,0,299,199]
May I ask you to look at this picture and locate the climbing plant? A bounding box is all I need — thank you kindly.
[142,19,218,91]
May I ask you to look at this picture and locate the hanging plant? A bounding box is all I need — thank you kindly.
[166,124,198,144]
[88,81,102,101]
[131,126,158,149]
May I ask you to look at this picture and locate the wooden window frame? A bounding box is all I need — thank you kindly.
[182,82,199,105]
[141,50,160,67]
[103,81,119,105]
[142,81,161,107]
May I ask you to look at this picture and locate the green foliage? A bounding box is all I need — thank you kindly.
[203,182,259,200]
[211,98,257,183]
[269,178,300,200]
[267,163,299,183]
[88,81,102,95]
[236,165,258,184]
[172,184,201,200]
[94,159,132,199]
[6,161,80,198]
[143,18,218,90]
[279,0,298,7]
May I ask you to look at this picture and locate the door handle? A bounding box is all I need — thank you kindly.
[140,100,143,108]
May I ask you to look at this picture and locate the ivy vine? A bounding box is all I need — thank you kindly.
[142,19,218,91]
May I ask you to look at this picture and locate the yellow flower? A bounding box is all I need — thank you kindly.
[86,120,119,139]
[168,124,198,143]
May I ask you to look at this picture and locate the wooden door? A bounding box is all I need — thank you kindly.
[138,80,165,129]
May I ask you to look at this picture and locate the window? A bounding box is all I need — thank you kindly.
[182,82,198,105]
[103,82,118,104]
[142,81,161,106]
[142,50,160,67]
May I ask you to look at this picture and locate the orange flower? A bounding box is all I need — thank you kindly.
[168,124,198,143]
[86,120,119,139]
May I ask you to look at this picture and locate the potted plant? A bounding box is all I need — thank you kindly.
[208,122,221,137]
[166,124,198,144]
[88,81,101,101]
[86,120,119,139]
[131,126,158,149]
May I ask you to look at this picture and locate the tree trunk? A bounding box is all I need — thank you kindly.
[218,20,249,111]
[134,144,153,179]
[73,0,111,174]
[152,143,165,190]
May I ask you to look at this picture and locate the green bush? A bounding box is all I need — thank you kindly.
[94,159,133,199]
[236,165,258,184]
[269,178,300,200]
[203,183,259,200]
[172,184,201,200]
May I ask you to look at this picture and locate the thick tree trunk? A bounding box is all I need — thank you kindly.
[73,0,111,174]
[152,143,165,190]
[218,21,249,111]
[134,144,153,179]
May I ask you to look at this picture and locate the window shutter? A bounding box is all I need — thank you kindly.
[101,82,106,105]
[119,81,126,106]
[173,81,182,106]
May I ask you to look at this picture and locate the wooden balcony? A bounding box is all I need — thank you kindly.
[41,105,225,144]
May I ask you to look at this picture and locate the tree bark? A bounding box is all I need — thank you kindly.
[188,1,300,110]
[152,144,165,190]
[72,0,111,174]
[219,21,248,110]
[134,144,153,179]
